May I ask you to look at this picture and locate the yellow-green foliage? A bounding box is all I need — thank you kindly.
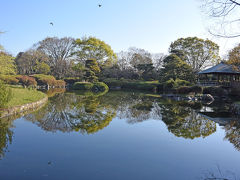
[33,61,50,75]
[74,111,116,134]
[5,87,46,108]
[31,74,66,87]
[92,82,109,92]
[0,52,16,75]
[45,88,66,98]
[0,81,12,107]
[0,75,19,85]
[73,82,109,92]
[164,78,190,89]
[73,82,94,90]
[75,36,117,67]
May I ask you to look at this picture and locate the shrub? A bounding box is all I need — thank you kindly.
[189,85,203,94]
[0,75,19,85]
[92,82,109,92]
[16,75,37,87]
[177,86,191,94]
[64,77,82,85]
[31,74,66,87]
[157,83,164,92]
[103,78,123,87]
[0,81,12,107]
[103,78,159,91]
[164,78,190,90]
[203,86,227,96]
[164,79,176,89]
[73,82,94,90]
[175,78,191,87]
[31,74,54,85]
[229,88,240,97]
[177,85,203,95]
[53,80,66,87]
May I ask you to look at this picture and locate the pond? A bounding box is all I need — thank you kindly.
[0,90,240,180]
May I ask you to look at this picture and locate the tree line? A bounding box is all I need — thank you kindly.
[1,35,240,85]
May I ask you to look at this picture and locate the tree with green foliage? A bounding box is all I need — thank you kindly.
[72,62,85,78]
[34,61,50,74]
[227,43,240,66]
[159,54,194,83]
[136,63,155,80]
[0,120,13,159]
[25,92,115,134]
[0,81,12,107]
[74,37,117,67]
[35,37,75,79]
[159,101,216,139]
[84,59,101,82]
[169,37,220,72]
[15,49,49,75]
[0,52,16,75]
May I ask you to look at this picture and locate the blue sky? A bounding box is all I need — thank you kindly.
[0,0,239,56]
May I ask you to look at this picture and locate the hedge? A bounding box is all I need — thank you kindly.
[0,75,19,85]
[176,85,203,94]
[31,74,66,87]
[73,82,94,90]
[16,75,37,87]
[203,86,227,97]
[73,82,109,92]
[103,78,159,92]
[92,82,109,92]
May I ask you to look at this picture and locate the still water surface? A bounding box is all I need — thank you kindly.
[0,90,240,180]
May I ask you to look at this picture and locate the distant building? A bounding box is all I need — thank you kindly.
[198,62,240,88]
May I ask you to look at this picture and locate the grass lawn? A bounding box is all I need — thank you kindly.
[6,87,46,108]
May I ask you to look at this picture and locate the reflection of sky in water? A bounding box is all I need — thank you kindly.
[0,91,240,180]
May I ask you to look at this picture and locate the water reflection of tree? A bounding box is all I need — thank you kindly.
[94,92,216,140]
[25,92,116,134]
[224,120,240,151]
[25,90,240,142]
[0,119,13,159]
[98,92,160,123]
[101,92,216,139]
[158,100,216,139]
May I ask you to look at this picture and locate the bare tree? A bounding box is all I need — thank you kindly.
[35,37,76,78]
[117,51,132,70]
[152,53,165,70]
[202,0,240,38]
[128,47,152,67]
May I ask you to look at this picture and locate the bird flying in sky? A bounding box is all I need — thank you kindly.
[50,22,53,26]
[98,4,102,7]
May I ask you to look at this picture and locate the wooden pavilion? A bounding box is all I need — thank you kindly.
[198,62,240,88]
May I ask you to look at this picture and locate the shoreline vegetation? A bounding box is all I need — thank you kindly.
[0,86,47,118]
[6,87,46,108]
[1,36,240,118]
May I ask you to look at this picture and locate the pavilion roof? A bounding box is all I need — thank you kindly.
[198,62,240,74]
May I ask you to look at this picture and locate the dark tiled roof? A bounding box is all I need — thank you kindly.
[198,62,240,74]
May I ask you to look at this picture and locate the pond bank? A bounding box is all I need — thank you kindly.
[0,96,48,119]
[0,88,48,119]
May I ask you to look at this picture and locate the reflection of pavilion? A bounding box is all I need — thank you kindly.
[198,62,240,88]
[198,108,240,151]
